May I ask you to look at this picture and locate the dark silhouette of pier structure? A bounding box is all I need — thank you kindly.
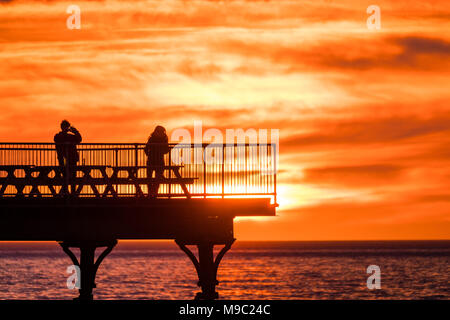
[0,143,277,300]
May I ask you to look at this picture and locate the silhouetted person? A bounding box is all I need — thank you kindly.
[54,120,82,194]
[145,126,169,197]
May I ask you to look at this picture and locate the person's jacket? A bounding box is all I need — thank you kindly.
[145,135,169,166]
[54,129,82,166]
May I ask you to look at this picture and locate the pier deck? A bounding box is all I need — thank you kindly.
[0,197,275,242]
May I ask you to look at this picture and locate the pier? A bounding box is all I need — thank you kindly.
[0,143,277,300]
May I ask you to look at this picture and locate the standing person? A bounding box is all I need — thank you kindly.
[145,126,169,198]
[54,120,82,194]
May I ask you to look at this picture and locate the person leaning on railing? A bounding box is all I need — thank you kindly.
[144,126,169,198]
[54,120,82,194]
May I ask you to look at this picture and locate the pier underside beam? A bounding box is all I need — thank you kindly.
[176,238,235,300]
[59,240,117,300]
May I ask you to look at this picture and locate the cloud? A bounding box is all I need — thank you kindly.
[213,34,450,73]
[396,36,450,55]
[417,194,450,203]
[281,111,450,151]
[301,164,405,188]
[176,59,223,80]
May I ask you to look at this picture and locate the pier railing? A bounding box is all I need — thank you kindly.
[0,143,277,203]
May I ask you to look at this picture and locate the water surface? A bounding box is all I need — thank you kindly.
[0,241,448,299]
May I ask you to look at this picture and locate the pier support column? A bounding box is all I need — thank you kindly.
[176,239,235,300]
[59,240,117,300]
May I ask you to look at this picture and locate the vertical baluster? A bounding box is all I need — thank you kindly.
[273,143,277,204]
[222,144,224,198]
[203,145,206,198]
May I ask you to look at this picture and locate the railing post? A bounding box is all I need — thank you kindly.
[115,148,119,167]
[168,145,172,198]
[222,144,225,199]
[203,145,206,198]
[273,143,277,205]
[245,144,248,194]
[134,144,138,168]
[65,143,70,196]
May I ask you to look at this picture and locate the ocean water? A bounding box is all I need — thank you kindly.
[0,241,448,300]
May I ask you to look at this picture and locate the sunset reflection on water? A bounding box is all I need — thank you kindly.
[0,241,448,300]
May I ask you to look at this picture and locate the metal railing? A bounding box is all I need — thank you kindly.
[0,143,277,203]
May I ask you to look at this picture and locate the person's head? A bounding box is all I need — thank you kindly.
[60,120,71,132]
[152,125,167,138]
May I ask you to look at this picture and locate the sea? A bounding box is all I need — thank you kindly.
[0,241,448,300]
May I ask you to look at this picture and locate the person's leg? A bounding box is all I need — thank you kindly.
[147,166,155,197]
[60,164,69,195]
[153,166,164,196]
[68,161,77,195]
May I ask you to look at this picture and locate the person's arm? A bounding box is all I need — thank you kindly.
[144,137,154,156]
[53,133,61,143]
[70,127,82,144]
[163,137,170,154]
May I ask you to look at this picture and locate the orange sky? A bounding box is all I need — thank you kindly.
[1,0,449,240]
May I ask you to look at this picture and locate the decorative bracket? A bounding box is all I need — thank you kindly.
[175,238,235,300]
[59,240,117,300]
